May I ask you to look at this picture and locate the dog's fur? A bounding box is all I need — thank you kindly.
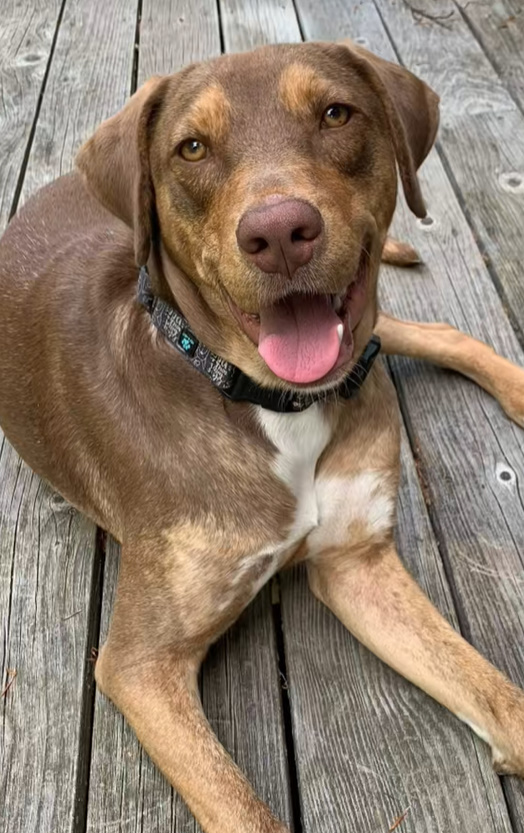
[1,40,524,833]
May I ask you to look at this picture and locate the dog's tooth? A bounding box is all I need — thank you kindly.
[336,323,344,344]
[333,295,343,313]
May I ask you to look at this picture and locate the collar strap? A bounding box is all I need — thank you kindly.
[138,266,381,413]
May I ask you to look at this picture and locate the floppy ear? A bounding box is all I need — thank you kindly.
[76,76,169,265]
[339,39,440,218]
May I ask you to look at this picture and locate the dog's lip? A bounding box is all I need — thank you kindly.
[228,248,369,351]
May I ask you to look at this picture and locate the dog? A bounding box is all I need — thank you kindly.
[1,39,524,833]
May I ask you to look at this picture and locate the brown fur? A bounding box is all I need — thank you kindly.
[1,40,524,833]
[278,62,332,117]
[186,83,232,143]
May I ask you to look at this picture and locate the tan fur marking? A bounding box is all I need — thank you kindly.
[377,314,524,427]
[278,63,331,117]
[185,83,231,143]
[381,236,421,266]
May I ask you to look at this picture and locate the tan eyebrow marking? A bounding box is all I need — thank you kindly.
[186,83,231,142]
[279,63,332,117]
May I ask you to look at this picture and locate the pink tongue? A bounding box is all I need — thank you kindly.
[258,294,341,384]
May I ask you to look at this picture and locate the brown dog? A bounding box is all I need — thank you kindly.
[1,40,524,833]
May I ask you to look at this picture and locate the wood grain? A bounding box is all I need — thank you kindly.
[281,431,513,833]
[455,0,524,113]
[219,0,519,829]
[86,4,292,831]
[0,437,99,833]
[295,3,524,825]
[139,0,221,79]
[18,0,138,205]
[87,544,292,833]
[0,0,63,230]
[220,0,301,52]
[372,0,524,349]
[1,1,139,831]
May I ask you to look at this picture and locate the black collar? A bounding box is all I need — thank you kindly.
[138,266,381,413]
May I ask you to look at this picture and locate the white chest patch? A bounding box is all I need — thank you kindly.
[249,405,396,580]
[256,404,332,553]
[308,471,396,556]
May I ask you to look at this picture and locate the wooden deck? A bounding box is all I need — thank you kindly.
[1,0,524,830]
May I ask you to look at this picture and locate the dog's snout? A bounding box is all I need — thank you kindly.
[236,198,322,277]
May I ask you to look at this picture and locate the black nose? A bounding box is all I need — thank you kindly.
[236,198,323,277]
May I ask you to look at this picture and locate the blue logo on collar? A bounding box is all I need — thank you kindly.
[177,328,198,357]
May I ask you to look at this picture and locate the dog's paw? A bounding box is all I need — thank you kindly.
[502,403,524,429]
[492,745,524,778]
[381,237,421,267]
[495,373,524,429]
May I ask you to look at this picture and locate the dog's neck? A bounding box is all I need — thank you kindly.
[138,264,381,413]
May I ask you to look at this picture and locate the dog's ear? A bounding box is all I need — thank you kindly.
[76,76,169,265]
[339,39,439,218]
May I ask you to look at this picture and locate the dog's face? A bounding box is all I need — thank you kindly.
[77,42,439,390]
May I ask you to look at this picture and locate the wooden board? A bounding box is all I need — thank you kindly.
[455,0,524,113]
[86,3,293,831]
[88,539,292,833]
[0,437,100,833]
[291,4,524,824]
[220,0,301,52]
[371,0,524,354]
[0,0,63,229]
[139,0,222,77]
[1,1,139,832]
[2,0,524,831]
[281,432,513,833]
[217,1,519,829]
[17,0,138,205]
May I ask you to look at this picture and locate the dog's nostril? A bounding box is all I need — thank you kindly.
[242,236,269,254]
[291,228,306,243]
[291,225,319,243]
[254,238,269,253]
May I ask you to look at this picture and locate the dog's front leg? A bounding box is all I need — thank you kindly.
[307,543,524,777]
[95,541,287,833]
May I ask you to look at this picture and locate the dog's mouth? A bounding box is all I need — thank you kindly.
[230,248,369,385]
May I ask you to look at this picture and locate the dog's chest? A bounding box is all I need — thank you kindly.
[256,404,332,554]
[255,404,396,563]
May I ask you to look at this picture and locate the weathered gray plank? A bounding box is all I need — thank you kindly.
[218,1,519,829]
[87,537,191,833]
[281,431,512,833]
[86,4,292,831]
[89,540,291,833]
[0,0,63,230]
[143,5,291,823]
[139,0,221,77]
[383,159,524,833]
[455,0,524,114]
[203,588,292,829]
[220,0,301,52]
[18,0,138,204]
[0,437,99,833]
[1,1,140,832]
[372,0,524,352]
[293,3,524,826]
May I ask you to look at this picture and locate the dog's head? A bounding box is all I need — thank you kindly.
[77,42,438,391]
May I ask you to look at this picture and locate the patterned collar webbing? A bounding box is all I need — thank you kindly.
[137,266,381,413]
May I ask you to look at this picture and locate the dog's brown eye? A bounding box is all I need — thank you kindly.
[179,139,208,162]
[321,104,351,129]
